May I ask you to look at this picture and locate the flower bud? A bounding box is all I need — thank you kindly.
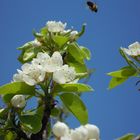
[52,121,69,137]
[71,126,88,140]
[11,95,26,108]
[85,124,100,140]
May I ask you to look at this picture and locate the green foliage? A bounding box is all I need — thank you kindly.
[19,114,42,134]
[18,46,41,63]
[52,35,69,48]
[117,133,135,140]
[108,66,137,78]
[80,46,91,60]
[108,77,128,89]
[108,66,138,89]
[4,131,17,140]
[0,82,35,95]
[59,93,88,124]
[0,22,94,139]
[51,107,61,117]
[53,83,93,93]
[0,108,8,119]
[67,43,85,64]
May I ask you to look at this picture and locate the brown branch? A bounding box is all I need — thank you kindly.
[31,94,54,140]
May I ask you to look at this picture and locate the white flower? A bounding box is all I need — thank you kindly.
[53,65,76,84]
[31,39,41,47]
[70,30,78,39]
[121,41,140,56]
[52,121,69,137]
[11,95,26,108]
[60,135,71,140]
[13,63,46,86]
[44,51,63,72]
[85,124,100,140]
[46,21,67,33]
[71,126,88,140]
[32,51,63,72]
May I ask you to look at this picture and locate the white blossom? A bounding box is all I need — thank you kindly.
[46,21,67,33]
[60,135,71,140]
[32,51,63,72]
[85,124,100,140]
[53,65,76,84]
[70,30,78,39]
[121,41,140,56]
[31,39,41,47]
[11,95,26,108]
[53,121,69,137]
[13,63,46,86]
[71,126,88,140]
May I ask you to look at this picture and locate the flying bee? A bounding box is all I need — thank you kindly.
[87,1,98,13]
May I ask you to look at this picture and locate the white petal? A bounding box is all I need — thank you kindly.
[22,75,37,86]
[85,124,100,140]
[52,121,69,137]
[46,21,67,32]
[53,70,66,84]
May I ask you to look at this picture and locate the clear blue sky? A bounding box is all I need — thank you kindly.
[0,0,140,139]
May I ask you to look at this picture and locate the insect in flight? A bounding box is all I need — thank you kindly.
[87,1,98,13]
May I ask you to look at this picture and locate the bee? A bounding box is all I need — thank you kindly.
[87,1,98,13]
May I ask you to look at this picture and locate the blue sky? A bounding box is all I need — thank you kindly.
[0,0,140,139]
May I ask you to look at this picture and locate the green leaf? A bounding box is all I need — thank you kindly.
[19,114,42,134]
[40,26,48,36]
[53,35,69,48]
[107,66,137,78]
[108,77,128,89]
[80,46,91,60]
[17,42,32,50]
[67,53,87,73]
[67,43,85,64]
[59,93,88,124]
[117,133,135,140]
[51,107,60,117]
[53,83,93,93]
[0,82,35,95]
[0,108,8,119]
[18,46,41,63]
[77,24,86,38]
[5,131,17,140]
[2,94,15,104]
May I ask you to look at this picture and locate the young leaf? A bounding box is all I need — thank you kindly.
[53,83,93,93]
[59,93,88,124]
[80,46,91,60]
[0,82,35,95]
[77,24,86,38]
[19,114,42,134]
[67,43,85,64]
[40,26,48,36]
[108,77,128,89]
[107,66,137,78]
[53,35,69,48]
[117,133,135,140]
[18,46,41,63]
[66,53,87,73]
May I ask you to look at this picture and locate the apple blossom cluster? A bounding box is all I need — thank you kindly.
[13,51,77,86]
[52,121,100,140]
[121,41,140,57]
[46,21,78,37]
